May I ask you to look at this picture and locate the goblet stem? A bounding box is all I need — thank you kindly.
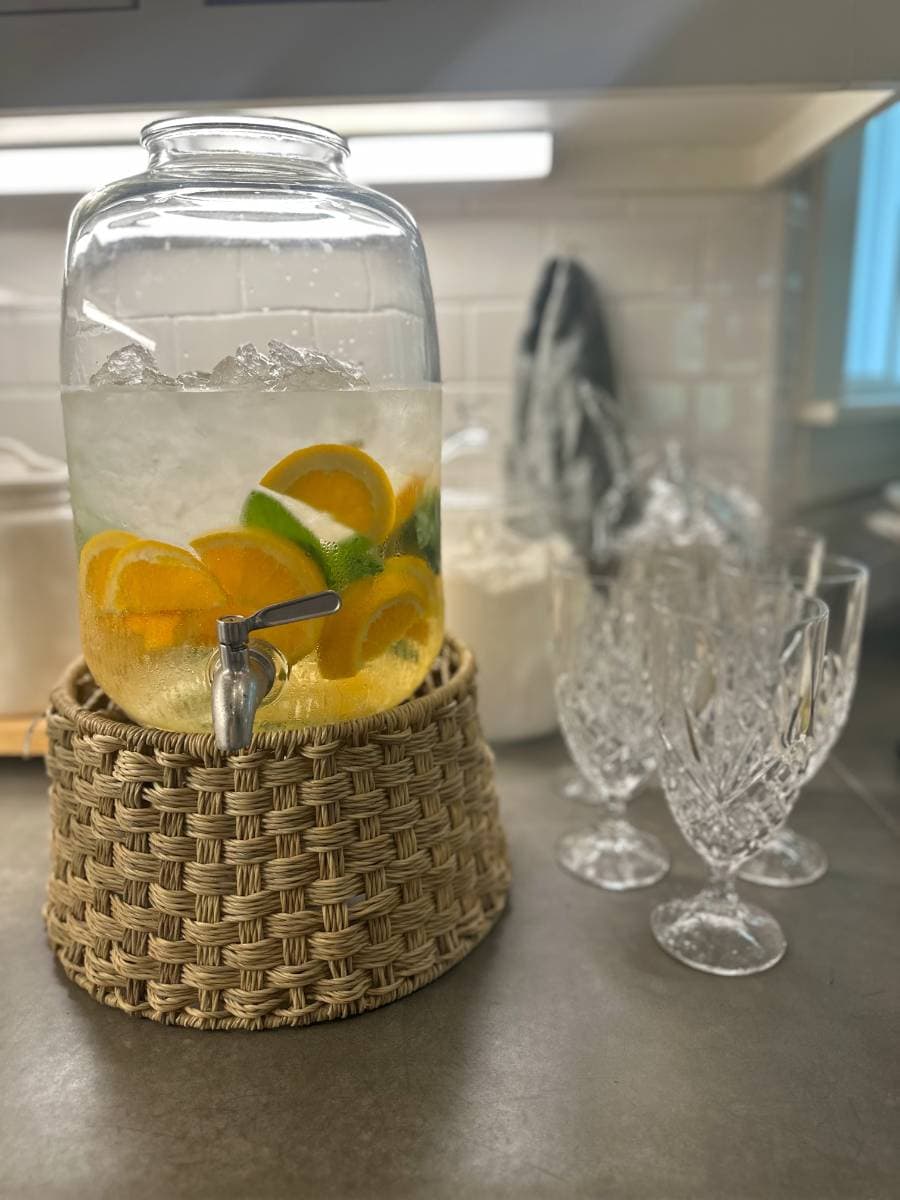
[705,864,739,905]
[557,787,669,891]
[651,861,787,975]
[599,794,628,822]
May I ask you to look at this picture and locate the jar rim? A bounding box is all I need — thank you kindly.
[140,115,349,157]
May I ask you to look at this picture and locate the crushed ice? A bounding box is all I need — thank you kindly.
[89,340,369,390]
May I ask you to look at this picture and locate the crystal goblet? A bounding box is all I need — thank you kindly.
[551,558,670,890]
[649,582,828,974]
[740,555,868,886]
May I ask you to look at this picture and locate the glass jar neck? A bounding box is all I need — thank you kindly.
[141,118,350,180]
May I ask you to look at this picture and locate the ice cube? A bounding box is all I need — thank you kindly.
[90,339,368,391]
[266,339,368,389]
[208,342,272,389]
[175,370,212,389]
[89,343,176,388]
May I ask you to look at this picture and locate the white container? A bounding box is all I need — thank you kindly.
[442,500,559,743]
[0,438,80,714]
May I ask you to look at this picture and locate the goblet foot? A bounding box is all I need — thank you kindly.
[557,820,669,891]
[558,769,596,804]
[651,887,786,976]
[738,826,828,887]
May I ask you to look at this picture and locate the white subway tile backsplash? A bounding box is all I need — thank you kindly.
[442,381,515,442]
[618,300,709,376]
[173,312,316,374]
[0,389,66,459]
[0,313,59,385]
[630,379,690,430]
[699,198,784,295]
[0,230,64,300]
[434,303,465,382]
[549,219,699,297]
[313,310,427,384]
[467,303,527,382]
[241,244,372,313]
[119,247,244,318]
[706,296,775,376]
[694,381,736,434]
[0,184,786,505]
[419,219,547,300]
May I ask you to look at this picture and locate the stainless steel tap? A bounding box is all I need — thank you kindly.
[210,590,341,752]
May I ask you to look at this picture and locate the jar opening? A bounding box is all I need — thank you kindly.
[140,116,349,173]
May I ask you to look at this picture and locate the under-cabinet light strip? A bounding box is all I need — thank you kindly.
[0,130,553,195]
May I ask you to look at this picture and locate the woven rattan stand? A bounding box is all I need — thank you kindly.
[44,637,510,1030]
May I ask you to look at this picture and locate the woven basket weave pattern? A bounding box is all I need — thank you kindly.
[44,639,510,1030]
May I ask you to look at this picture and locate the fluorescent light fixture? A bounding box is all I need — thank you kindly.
[0,144,144,196]
[347,131,553,184]
[0,130,553,195]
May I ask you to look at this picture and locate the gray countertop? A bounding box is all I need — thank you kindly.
[2,638,899,1200]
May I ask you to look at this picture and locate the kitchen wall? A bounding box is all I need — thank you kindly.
[0,182,788,507]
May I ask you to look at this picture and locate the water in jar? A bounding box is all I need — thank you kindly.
[63,343,443,731]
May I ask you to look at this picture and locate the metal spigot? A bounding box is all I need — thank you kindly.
[210,590,341,753]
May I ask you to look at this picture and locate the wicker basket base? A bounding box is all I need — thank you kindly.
[44,638,510,1030]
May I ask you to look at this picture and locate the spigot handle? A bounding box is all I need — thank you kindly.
[217,590,341,649]
[248,590,342,634]
[212,589,342,752]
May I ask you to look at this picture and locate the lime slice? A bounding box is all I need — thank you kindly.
[241,489,329,577]
[242,490,385,591]
[325,534,384,590]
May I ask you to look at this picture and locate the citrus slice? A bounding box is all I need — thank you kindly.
[260,443,396,545]
[191,526,328,662]
[391,475,425,534]
[317,557,429,679]
[241,489,330,576]
[123,612,186,651]
[79,529,139,606]
[388,554,443,645]
[103,540,226,614]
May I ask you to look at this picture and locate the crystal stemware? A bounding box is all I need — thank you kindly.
[551,557,670,890]
[649,582,828,974]
[557,769,597,805]
[740,555,868,886]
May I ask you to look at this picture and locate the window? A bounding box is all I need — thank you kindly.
[802,98,900,422]
[843,102,900,405]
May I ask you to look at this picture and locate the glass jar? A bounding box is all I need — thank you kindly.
[61,116,442,734]
[0,439,79,715]
[442,396,560,742]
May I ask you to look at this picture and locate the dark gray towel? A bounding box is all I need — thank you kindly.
[509,257,634,556]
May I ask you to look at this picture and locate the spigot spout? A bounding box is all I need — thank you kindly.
[210,589,341,753]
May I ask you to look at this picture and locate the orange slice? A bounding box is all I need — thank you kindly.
[191,526,328,662]
[79,529,139,606]
[259,443,396,545]
[388,554,443,644]
[123,612,186,651]
[387,555,441,615]
[317,557,429,679]
[103,540,226,614]
[391,475,425,534]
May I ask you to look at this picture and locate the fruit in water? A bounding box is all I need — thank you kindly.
[103,539,226,614]
[317,557,431,679]
[191,526,328,661]
[79,529,139,605]
[391,475,425,534]
[260,443,396,544]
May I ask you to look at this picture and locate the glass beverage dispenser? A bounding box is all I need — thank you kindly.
[61,117,443,748]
